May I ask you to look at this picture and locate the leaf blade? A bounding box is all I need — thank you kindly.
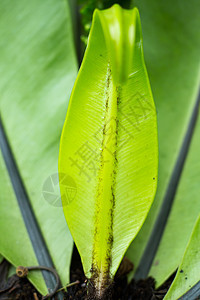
[59,4,158,294]
[164,214,200,300]
[149,108,200,286]
[0,149,47,295]
[0,0,77,292]
[127,0,200,277]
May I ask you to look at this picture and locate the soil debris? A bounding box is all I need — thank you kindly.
[63,246,175,300]
[0,253,175,300]
[0,273,42,300]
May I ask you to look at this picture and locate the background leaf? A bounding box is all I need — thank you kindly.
[149,110,200,286]
[0,150,47,294]
[0,0,77,293]
[127,0,200,280]
[164,214,200,299]
[59,5,158,293]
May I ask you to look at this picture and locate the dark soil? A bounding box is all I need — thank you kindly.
[63,246,175,300]
[0,260,42,300]
[0,251,175,300]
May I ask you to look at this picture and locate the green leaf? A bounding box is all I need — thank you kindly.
[149,111,200,286]
[127,0,200,275]
[0,150,47,294]
[164,214,200,299]
[59,4,158,296]
[79,0,132,42]
[0,0,77,293]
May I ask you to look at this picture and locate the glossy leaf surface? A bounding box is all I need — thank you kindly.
[59,5,158,295]
[0,0,77,293]
[127,0,200,278]
[164,215,200,300]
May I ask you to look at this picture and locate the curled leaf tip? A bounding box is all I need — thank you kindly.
[96,5,139,85]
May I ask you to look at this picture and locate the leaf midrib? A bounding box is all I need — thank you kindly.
[92,64,120,291]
